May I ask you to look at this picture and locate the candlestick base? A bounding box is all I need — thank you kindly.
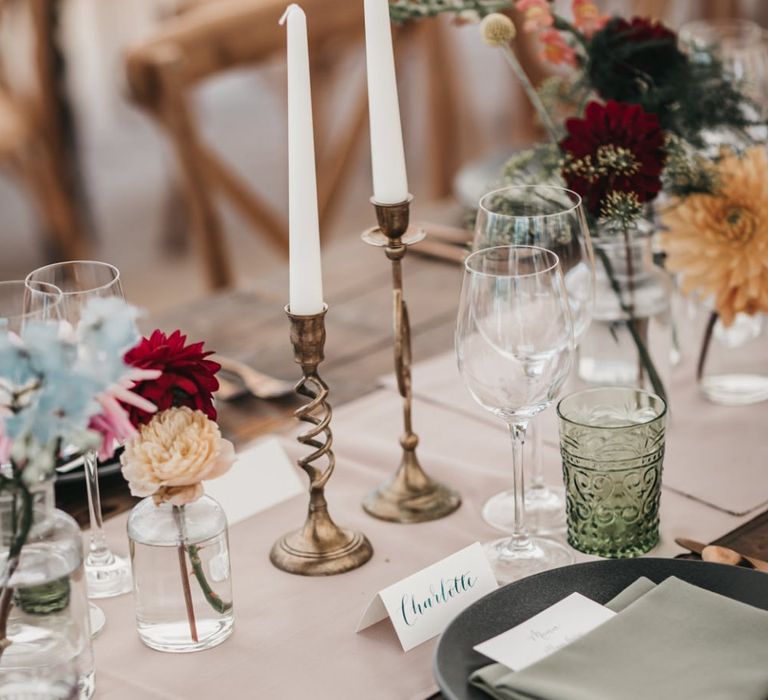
[271,305,373,576]
[270,506,373,576]
[362,443,461,524]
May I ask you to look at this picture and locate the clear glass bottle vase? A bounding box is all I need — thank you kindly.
[578,233,673,394]
[127,494,234,653]
[0,477,94,699]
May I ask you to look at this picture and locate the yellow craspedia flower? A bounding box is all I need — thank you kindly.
[660,146,768,326]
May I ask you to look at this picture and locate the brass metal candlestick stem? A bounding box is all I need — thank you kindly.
[361,196,461,523]
[270,305,373,575]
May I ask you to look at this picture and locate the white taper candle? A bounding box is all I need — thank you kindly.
[281,4,324,315]
[363,0,409,204]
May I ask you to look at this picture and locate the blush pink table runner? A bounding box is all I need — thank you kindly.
[91,376,759,699]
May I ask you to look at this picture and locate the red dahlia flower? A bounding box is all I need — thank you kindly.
[124,329,220,427]
[559,100,666,218]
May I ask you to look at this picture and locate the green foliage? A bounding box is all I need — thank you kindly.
[388,0,508,23]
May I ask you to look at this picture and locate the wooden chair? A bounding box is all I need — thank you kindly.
[0,0,87,260]
[125,0,368,289]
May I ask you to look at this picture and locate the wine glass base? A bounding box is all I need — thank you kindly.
[525,485,567,535]
[86,553,133,599]
[89,604,106,638]
[483,487,566,536]
[484,536,574,585]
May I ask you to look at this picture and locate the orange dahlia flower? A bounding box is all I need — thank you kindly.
[660,146,768,326]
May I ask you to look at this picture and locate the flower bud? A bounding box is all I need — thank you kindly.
[481,13,516,47]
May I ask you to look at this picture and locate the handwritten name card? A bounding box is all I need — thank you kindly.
[474,592,616,671]
[356,542,497,651]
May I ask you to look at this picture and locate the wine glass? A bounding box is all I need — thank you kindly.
[26,261,132,601]
[473,185,595,534]
[0,280,62,332]
[456,245,575,582]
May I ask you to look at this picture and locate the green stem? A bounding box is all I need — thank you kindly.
[0,472,33,657]
[696,311,718,383]
[173,505,232,616]
[500,45,560,145]
[595,246,667,403]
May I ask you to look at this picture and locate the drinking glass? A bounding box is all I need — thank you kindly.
[0,280,62,332]
[26,261,132,599]
[473,185,595,534]
[557,387,667,557]
[456,245,575,582]
[679,19,768,117]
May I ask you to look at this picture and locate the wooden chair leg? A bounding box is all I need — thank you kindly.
[199,145,288,256]
[154,49,233,290]
[22,144,88,259]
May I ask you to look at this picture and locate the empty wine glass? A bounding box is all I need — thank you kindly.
[474,185,595,534]
[456,245,575,582]
[26,261,132,600]
[0,280,62,332]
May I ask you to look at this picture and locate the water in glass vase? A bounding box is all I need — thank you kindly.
[1,489,94,700]
[128,496,234,653]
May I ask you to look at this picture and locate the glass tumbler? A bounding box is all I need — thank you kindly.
[557,387,667,558]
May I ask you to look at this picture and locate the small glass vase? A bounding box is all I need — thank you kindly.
[696,307,768,405]
[0,478,94,699]
[578,232,672,395]
[127,494,234,653]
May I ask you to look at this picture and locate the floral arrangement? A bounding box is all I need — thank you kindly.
[0,298,158,655]
[119,329,236,631]
[392,0,768,393]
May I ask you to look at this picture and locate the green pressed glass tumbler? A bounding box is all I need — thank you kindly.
[557,387,667,558]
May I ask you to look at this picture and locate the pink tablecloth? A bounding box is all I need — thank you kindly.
[92,378,759,698]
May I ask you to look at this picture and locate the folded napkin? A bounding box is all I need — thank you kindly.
[470,576,768,700]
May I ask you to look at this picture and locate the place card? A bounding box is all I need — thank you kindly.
[204,437,304,525]
[356,542,497,651]
[474,592,616,671]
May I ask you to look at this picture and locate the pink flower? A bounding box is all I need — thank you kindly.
[572,0,608,37]
[89,368,161,460]
[540,29,578,66]
[515,0,553,33]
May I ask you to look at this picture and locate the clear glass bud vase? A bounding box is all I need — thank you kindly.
[127,494,234,653]
[578,233,673,394]
[695,307,768,405]
[0,478,94,699]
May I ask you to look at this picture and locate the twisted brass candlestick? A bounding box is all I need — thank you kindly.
[361,196,461,523]
[270,305,373,575]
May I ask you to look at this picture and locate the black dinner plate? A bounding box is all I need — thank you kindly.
[434,558,768,700]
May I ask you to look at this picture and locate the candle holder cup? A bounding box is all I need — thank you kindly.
[270,304,373,575]
[361,196,461,523]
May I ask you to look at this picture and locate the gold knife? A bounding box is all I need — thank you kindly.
[675,537,768,573]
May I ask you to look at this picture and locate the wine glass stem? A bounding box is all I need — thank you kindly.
[507,421,531,549]
[529,418,546,490]
[84,450,113,567]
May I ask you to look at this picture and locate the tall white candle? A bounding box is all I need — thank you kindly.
[280,4,324,316]
[363,0,409,204]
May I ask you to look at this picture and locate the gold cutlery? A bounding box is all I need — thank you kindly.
[675,537,768,573]
[214,355,293,401]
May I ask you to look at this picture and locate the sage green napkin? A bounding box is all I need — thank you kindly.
[470,576,768,700]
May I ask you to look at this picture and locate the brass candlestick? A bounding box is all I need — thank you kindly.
[361,196,461,523]
[270,305,373,575]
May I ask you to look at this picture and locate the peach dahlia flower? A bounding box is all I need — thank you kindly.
[660,146,768,326]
